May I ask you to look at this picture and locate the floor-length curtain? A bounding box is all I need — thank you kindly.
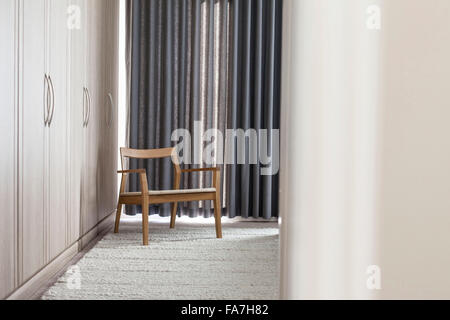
[126,0,282,219]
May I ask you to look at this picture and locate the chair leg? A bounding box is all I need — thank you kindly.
[114,202,123,233]
[170,202,178,229]
[214,196,223,239]
[142,202,149,246]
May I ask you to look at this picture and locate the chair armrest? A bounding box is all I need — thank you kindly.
[118,169,146,174]
[117,169,148,195]
[181,167,220,173]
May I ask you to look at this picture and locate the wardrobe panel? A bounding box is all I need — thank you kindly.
[100,0,119,220]
[82,0,104,233]
[97,0,106,220]
[21,0,47,281]
[112,0,119,212]
[0,0,18,299]
[47,0,70,260]
[68,0,86,244]
[108,0,119,215]
[0,0,120,295]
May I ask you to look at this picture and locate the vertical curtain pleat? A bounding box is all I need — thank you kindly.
[204,0,215,212]
[262,0,275,219]
[189,0,201,213]
[240,0,252,218]
[217,0,229,206]
[225,0,281,219]
[252,0,263,218]
[127,0,282,219]
[147,0,157,192]
[226,0,239,217]
[128,0,142,204]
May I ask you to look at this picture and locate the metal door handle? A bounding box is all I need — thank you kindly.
[44,74,50,126]
[86,88,92,126]
[107,93,114,128]
[82,87,85,127]
[83,87,88,127]
[47,75,55,126]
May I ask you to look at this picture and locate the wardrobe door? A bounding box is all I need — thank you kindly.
[100,0,119,220]
[0,0,18,299]
[82,0,104,233]
[20,0,46,281]
[111,0,119,213]
[68,0,86,244]
[97,0,106,221]
[108,0,119,215]
[47,0,69,260]
[109,0,119,214]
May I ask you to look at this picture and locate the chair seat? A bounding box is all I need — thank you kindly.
[121,188,216,197]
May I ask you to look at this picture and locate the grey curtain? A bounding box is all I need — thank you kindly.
[127,0,282,219]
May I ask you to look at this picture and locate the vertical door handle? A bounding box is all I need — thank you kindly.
[82,87,85,127]
[47,75,55,126]
[86,88,92,127]
[44,74,50,126]
[83,87,87,127]
[107,93,114,128]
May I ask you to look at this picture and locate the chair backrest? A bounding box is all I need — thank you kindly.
[120,147,180,172]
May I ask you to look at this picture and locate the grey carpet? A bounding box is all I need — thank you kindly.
[42,217,280,300]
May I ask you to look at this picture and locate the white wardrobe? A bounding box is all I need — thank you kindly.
[0,0,119,299]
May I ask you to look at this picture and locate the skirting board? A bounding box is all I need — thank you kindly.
[7,212,116,300]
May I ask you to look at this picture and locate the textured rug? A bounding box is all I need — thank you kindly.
[42,217,280,300]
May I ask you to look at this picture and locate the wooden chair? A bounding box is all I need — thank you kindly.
[114,147,223,245]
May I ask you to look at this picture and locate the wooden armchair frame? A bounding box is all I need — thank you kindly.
[115,147,222,245]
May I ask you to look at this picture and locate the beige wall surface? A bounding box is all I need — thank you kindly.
[281,0,450,299]
[377,0,450,299]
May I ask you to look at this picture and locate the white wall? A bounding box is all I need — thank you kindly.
[376,0,450,299]
[281,0,450,299]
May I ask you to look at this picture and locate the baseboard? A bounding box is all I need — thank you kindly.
[78,212,116,249]
[6,243,79,300]
[7,211,116,300]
